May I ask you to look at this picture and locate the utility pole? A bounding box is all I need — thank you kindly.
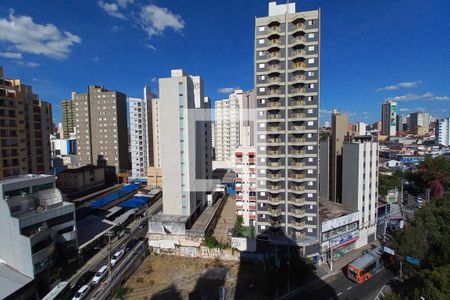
[106,231,113,283]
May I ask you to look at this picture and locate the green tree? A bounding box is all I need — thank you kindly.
[417,156,450,197]
[379,171,402,197]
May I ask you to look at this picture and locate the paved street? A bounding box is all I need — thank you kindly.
[283,268,394,300]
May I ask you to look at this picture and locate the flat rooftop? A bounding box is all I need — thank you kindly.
[0,174,53,185]
[77,215,116,249]
[0,261,33,299]
[319,200,356,222]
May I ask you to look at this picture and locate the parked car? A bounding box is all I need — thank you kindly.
[72,271,95,294]
[111,250,125,267]
[72,285,90,300]
[91,265,108,285]
[227,228,233,237]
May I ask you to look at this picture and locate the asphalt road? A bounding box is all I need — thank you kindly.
[283,268,394,300]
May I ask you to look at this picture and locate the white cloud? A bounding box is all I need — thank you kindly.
[145,43,157,51]
[116,0,134,8]
[0,51,22,59]
[0,11,81,59]
[139,4,185,37]
[376,81,422,92]
[386,92,450,102]
[363,111,368,115]
[217,87,237,94]
[111,25,122,32]
[98,1,126,19]
[17,61,40,67]
[91,56,99,62]
[399,108,410,112]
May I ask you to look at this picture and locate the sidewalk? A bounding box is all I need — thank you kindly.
[315,241,381,280]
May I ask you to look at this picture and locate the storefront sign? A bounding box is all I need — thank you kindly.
[330,230,359,249]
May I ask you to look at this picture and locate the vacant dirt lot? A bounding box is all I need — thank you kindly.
[117,254,240,299]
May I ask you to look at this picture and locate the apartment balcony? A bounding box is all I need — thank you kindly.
[267,125,282,132]
[290,137,306,143]
[290,162,305,168]
[267,64,281,71]
[267,185,282,191]
[291,49,306,57]
[268,39,281,46]
[249,204,257,210]
[291,113,307,119]
[291,100,306,106]
[268,26,281,34]
[267,52,281,59]
[290,88,306,95]
[293,23,305,30]
[289,196,306,204]
[292,231,306,240]
[267,89,282,95]
[290,209,305,216]
[290,149,306,155]
[267,114,282,120]
[267,138,281,144]
[291,185,305,192]
[267,173,281,179]
[268,76,281,83]
[291,125,307,131]
[267,196,281,204]
[290,173,305,180]
[268,219,282,227]
[290,37,306,44]
[290,220,305,228]
[268,208,282,217]
[290,63,306,70]
[267,150,282,155]
[267,101,281,108]
[267,161,281,167]
[249,196,256,201]
[249,158,255,164]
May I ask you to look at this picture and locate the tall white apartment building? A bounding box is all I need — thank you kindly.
[158,69,212,226]
[214,89,244,162]
[342,139,378,248]
[381,100,397,136]
[354,122,367,136]
[435,117,450,146]
[235,90,257,226]
[254,1,321,258]
[129,86,160,179]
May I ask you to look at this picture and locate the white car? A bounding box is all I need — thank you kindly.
[91,265,108,285]
[111,250,125,267]
[72,285,90,300]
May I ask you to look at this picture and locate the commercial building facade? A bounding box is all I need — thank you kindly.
[342,139,378,248]
[410,112,431,134]
[0,174,77,292]
[330,110,348,203]
[381,100,397,136]
[158,69,212,225]
[56,165,105,195]
[254,2,320,257]
[73,85,129,172]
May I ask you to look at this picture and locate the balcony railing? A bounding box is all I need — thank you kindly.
[268,52,281,58]
[268,162,281,167]
[291,125,306,131]
[267,114,281,120]
[267,150,281,155]
[290,37,306,44]
[291,100,306,106]
[268,197,281,203]
[268,64,281,71]
[268,208,282,217]
[267,173,281,179]
[268,101,281,107]
[291,88,306,94]
[291,113,306,118]
[268,90,281,95]
[291,50,306,56]
[290,150,306,155]
[291,185,305,191]
[291,209,305,215]
[291,137,306,143]
[267,138,281,143]
[294,23,305,30]
[290,174,305,179]
[268,26,280,33]
[268,185,281,191]
[269,219,281,226]
[267,126,281,131]
[290,63,306,69]
[292,232,305,239]
[290,221,305,228]
[268,40,281,46]
[290,162,305,167]
[290,197,306,204]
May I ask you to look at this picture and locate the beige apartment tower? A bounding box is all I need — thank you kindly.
[61,100,75,138]
[73,85,128,172]
[330,110,348,203]
[0,67,28,178]
[254,2,321,258]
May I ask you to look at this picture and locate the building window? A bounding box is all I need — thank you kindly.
[259,63,265,69]
[308,58,315,64]
[258,26,265,32]
[258,39,265,45]
[308,46,315,51]
[308,33,315,38]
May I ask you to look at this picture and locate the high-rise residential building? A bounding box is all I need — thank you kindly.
[435,117,450,146]
[410,112,431,134]
[72,85,129,172]
[61,99,75,139]
[396,114,407,133]
[235,90,257,226]
[129,86,160,180]
[330,110,348,203]
[158,69,212,226]
[214,89,244,162]
[254,2,320,257]
[342,138,378,248]
[381,100,397,136]
[0,67,28,178]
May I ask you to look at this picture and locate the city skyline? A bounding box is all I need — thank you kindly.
[0,0,449,124]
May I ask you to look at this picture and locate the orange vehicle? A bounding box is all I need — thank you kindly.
[347,248,383,283]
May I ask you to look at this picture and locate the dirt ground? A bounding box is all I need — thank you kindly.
[117,254,240,299]
[212,195,237,243]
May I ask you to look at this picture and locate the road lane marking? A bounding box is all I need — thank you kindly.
[337,292,342,296]
[347,286,352,290]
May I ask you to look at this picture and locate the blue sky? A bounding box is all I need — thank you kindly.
[0,0,449,124]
